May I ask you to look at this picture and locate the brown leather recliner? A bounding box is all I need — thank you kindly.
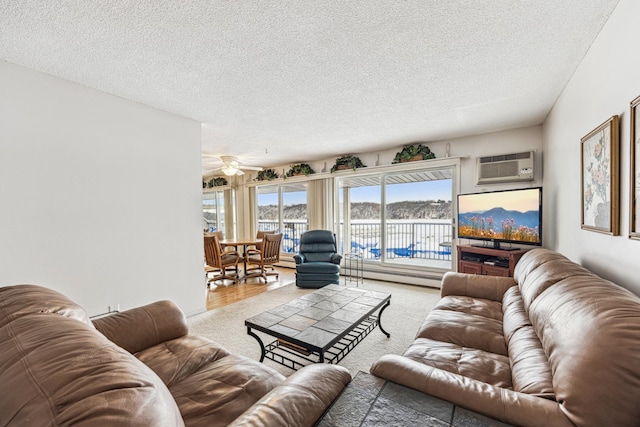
[0,284,351,426]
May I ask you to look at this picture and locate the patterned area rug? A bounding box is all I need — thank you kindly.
[188,279,441,376]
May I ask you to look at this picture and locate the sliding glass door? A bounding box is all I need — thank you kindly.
[256,183,308,253]
[338,167,453,270]
[203,190,225,233]
[339,176,381,257]
[383,171,452,269]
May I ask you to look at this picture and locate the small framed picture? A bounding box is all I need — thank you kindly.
[581,115,619,235]
[630,96,640,239]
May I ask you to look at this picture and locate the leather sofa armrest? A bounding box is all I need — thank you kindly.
[441,271,516,301]
[229,364,351,427]
[370,355,573,427]
[92,300,188,354]
[330,253,342,264]
[293,254,306,264]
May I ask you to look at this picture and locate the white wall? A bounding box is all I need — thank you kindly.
[543,0,640,295]
[0,61,205,316]
[432,126,543,195]
[247,125,543,194]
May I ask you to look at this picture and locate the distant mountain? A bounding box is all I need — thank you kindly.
[383,200,452,220]
[258,200,452,220]
[458,207,539,229]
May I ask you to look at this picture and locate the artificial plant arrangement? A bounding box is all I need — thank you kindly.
[285,163,315,178]
[207,177,228,187]
[392,143,436,164]
[331,155,366,172]
[255,168,279,181]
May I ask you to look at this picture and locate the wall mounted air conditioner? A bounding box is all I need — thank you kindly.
[476,151,535,184]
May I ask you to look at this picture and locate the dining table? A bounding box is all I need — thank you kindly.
[220,238,262,279]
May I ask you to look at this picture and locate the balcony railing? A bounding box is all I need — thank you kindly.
[258,221,306,253]
[258,220,452,261]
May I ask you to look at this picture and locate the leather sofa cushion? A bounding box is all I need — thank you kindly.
[432,295,503,321]
[136,336,285,426]
[229,363,352,426]
[403,338,512,388]
[416,296,508,356]
[296,262,340,274]
[520,261,592,313]
[508,323,555,399]
[0,314,183,426]
[93,300,189,354]
[134,335,233,386]
[527,274,640,427]
[502,286,554,399]
[440,272,516,302]
[514,249,591,312]
[502,286,531,343]
[0,284,93,328]
[513,248,566,285]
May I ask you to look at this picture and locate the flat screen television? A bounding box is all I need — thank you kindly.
[457,187,542,250]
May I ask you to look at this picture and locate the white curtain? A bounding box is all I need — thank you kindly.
[247,185,257,238]
[308,178,335,231]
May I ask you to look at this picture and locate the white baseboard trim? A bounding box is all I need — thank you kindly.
[277,258,445,288]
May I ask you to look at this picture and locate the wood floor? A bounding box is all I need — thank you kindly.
[205,266,297,310]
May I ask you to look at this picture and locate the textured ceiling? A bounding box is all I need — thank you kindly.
[0,1,621,173]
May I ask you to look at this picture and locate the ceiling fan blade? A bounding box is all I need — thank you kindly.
[202,155,263,176]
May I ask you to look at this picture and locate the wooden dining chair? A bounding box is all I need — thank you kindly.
[254,230,275,249]
[255,230,276,269]
[204,234,240,285]
[204,230,224,240]
[244,233,282,283]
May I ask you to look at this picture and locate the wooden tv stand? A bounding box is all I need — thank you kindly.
[457,244,530,277]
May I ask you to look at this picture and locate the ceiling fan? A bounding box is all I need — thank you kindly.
[204,155,263,176]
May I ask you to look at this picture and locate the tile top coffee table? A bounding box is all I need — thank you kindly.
[245,284,391,370]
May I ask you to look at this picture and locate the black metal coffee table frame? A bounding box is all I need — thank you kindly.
[245,286,390,371]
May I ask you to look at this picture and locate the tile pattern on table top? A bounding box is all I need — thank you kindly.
[246,284,389,348]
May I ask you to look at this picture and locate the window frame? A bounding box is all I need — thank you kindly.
[335,159,459,273]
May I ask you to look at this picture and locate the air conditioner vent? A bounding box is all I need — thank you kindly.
[476,151,535,184]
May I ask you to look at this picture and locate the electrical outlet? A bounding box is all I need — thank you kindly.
[108,304,120,313]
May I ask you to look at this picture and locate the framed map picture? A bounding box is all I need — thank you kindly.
[630,96,640,239]
[581,115,619,235]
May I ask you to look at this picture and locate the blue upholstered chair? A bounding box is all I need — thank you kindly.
[293,230,342,288]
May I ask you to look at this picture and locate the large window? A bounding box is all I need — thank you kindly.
[203,190,225,233]
[338,168,453,270]
[339,176,381,256]
[256,183,308,253]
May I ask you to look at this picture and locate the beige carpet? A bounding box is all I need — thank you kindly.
[188,279,441,377]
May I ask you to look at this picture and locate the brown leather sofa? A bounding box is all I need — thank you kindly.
[371,248,640,427]
[0,284,351,426]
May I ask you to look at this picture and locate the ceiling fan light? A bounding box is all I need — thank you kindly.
[222,166,238,176]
